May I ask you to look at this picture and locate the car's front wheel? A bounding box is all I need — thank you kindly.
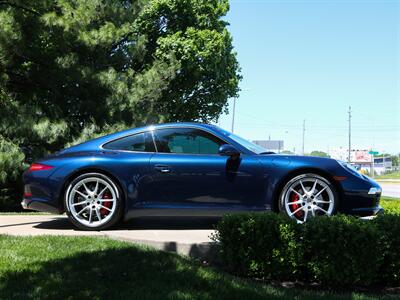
[279,173,337,223]
[65,172,123,230]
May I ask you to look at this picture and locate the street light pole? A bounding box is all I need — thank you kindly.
[371,153,375,178]
[302,120,305,155]
[231,97,236,133]
[348,106,352,163]
[230,89,251,133]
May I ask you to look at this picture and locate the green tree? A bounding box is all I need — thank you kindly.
[281,150,294,155]
[0,0,240,209]
[392,155,399,167]
[309,151,330,158]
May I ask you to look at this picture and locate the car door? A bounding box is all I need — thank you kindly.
[143,127,266,212]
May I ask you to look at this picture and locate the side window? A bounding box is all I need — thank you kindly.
[153,128,225,154]
[103,132,156,152]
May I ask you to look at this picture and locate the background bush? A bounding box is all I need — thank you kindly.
[0,138,26,211]
[380,197,400,215]
[215,210,400,287]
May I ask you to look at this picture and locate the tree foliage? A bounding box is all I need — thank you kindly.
[0,0,240,207]
[309,151,330,158]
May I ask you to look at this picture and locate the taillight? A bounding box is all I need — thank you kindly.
[28,163,54,172]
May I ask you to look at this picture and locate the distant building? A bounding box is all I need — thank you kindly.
[374,157,393,174]
[253,140,284,152]
[328,148,392,175]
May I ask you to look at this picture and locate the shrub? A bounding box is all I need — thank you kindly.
[215,212,400,287]
[303,215,381,286]
[214,213,303,280]
[375,214,400,285]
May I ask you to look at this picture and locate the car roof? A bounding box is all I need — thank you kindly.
[116,122,220,138]
[59,122,223,154]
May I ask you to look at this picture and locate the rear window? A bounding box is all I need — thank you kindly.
[103,132,156,152]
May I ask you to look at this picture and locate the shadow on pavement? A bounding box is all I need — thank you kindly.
[125,216,219,230]
[34,217,75,230]
[34,216,219,231]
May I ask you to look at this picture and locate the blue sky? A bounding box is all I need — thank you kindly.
[217,0,399,154]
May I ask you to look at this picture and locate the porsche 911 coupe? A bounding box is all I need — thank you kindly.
[22,122,383,230]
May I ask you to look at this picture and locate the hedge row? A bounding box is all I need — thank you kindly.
[214,212,400,287]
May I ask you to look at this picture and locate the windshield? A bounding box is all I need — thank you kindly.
[217,128,267,154]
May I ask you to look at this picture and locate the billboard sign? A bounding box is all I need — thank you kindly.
[351,150,372,163]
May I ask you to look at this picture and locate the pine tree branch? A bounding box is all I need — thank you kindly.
[110,32,134,53]
[0,1,39,15]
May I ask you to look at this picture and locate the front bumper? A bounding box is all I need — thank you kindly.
[352,187,385,217]
[352,205,384,218]
[359,206,384,220]
[339,171,384,217]
[368,187,382,195]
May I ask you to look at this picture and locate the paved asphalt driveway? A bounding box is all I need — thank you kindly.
[379,182,400,198]
[0,215,216,258]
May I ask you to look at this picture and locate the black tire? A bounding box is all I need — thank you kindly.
[64,172,124,230]
[278,173,338,222]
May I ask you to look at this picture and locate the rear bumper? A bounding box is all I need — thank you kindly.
[21,198,61,214]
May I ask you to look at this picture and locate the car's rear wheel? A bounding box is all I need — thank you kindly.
[64,172,123,230]
[279,173,337,223]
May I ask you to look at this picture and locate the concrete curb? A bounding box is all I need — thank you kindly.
[104,233,220,261]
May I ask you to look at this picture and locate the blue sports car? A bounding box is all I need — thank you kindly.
[22,122,383,230]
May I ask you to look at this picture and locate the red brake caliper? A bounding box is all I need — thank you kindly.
[290,192,303,218]
[100,192,113,216]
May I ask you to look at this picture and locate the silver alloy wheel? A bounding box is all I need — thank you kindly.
[281,174,335,223]
[67,176,118,228]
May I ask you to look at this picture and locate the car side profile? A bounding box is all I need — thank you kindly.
[22,122,383,230]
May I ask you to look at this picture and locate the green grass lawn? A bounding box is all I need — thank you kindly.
[0,235,398,300]
[375,171,400,180]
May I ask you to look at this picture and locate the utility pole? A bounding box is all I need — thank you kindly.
[348,106,352,163]
[302,120,305,155]
[230,89,251,133]
[371,153,375,178]
[231,97,236,133]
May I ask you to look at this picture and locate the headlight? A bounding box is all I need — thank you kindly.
[338,161,364,179]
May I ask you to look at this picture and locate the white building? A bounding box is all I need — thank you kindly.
[328,148,392,175]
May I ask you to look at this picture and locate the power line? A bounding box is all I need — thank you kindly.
[234,112,399,130]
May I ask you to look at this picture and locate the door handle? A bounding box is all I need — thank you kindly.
[154,165,171,173]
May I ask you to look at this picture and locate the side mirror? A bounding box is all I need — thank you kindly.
[218,144,240,158]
